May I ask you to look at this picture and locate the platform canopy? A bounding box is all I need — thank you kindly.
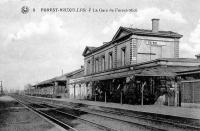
[83,66,196,82]
[33,78,55,87]
[33,75,67,87]
[135,67,177,77]
[176,68,200,75]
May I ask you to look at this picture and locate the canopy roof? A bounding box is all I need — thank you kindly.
[77,66,197,83]
[176,68,200,75]
[135,67,177,76]
[33,68,84,87]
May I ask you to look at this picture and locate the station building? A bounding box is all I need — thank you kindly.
[67,19,200,106]
[31,67,84,98]
[30,74,67,98]
[30,19,200,106]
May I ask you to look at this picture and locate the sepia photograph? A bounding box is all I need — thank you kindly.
[0,0,200,131]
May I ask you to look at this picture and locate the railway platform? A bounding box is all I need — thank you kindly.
[28,95,200,120]
[0,95,63,131]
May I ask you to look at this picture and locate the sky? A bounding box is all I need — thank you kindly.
[0,0,200,91]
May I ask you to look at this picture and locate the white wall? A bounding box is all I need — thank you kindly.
[134,35,177,63]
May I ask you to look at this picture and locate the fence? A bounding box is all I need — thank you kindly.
[181,79,200,103]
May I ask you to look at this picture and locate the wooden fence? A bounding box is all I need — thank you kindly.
[181,79,200,103]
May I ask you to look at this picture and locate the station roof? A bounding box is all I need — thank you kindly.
[82,66,196,82]
[82,46,97,56]
[136,66,198,77]
[33,76,64,87]
[33,67,84,87]
[33,78,55,87]
[63,68,84,78]
[81,58,200,83]
[176,68,200,75]
[83,26,182,57]
[122,27,182,39]
[157,58,200,63]
[34,58,200,85]
[135,67,177,77]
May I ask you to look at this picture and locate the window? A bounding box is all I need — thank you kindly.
[121,47,126,66]
[108,52,113,69]
[101,55,105,71]
[95,58,99,73]
[87,60,90,74]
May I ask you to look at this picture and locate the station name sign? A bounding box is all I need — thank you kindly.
[146,40,166,46]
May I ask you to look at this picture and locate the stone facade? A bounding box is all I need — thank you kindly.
[83,20,181,76]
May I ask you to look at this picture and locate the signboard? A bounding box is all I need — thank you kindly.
[147,41,166,46]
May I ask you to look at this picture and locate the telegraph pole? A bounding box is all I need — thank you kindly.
[61,69,63,75]
[0,81,3,95]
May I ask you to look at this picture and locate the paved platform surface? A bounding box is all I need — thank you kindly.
[29,95,200,120]
[0,95,62,131]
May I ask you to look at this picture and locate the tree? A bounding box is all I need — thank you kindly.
[24,83,32,90]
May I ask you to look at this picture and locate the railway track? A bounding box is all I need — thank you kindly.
[24,95,200,131]
[15,95,200,131]
[25,95,200,131]
[46,99,200,131]
[14,97,79,131]
[13,95,168,131]
[82,106,200,130]
[14,96,119,131]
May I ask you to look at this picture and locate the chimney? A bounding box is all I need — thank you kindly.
[152,18,159,33]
